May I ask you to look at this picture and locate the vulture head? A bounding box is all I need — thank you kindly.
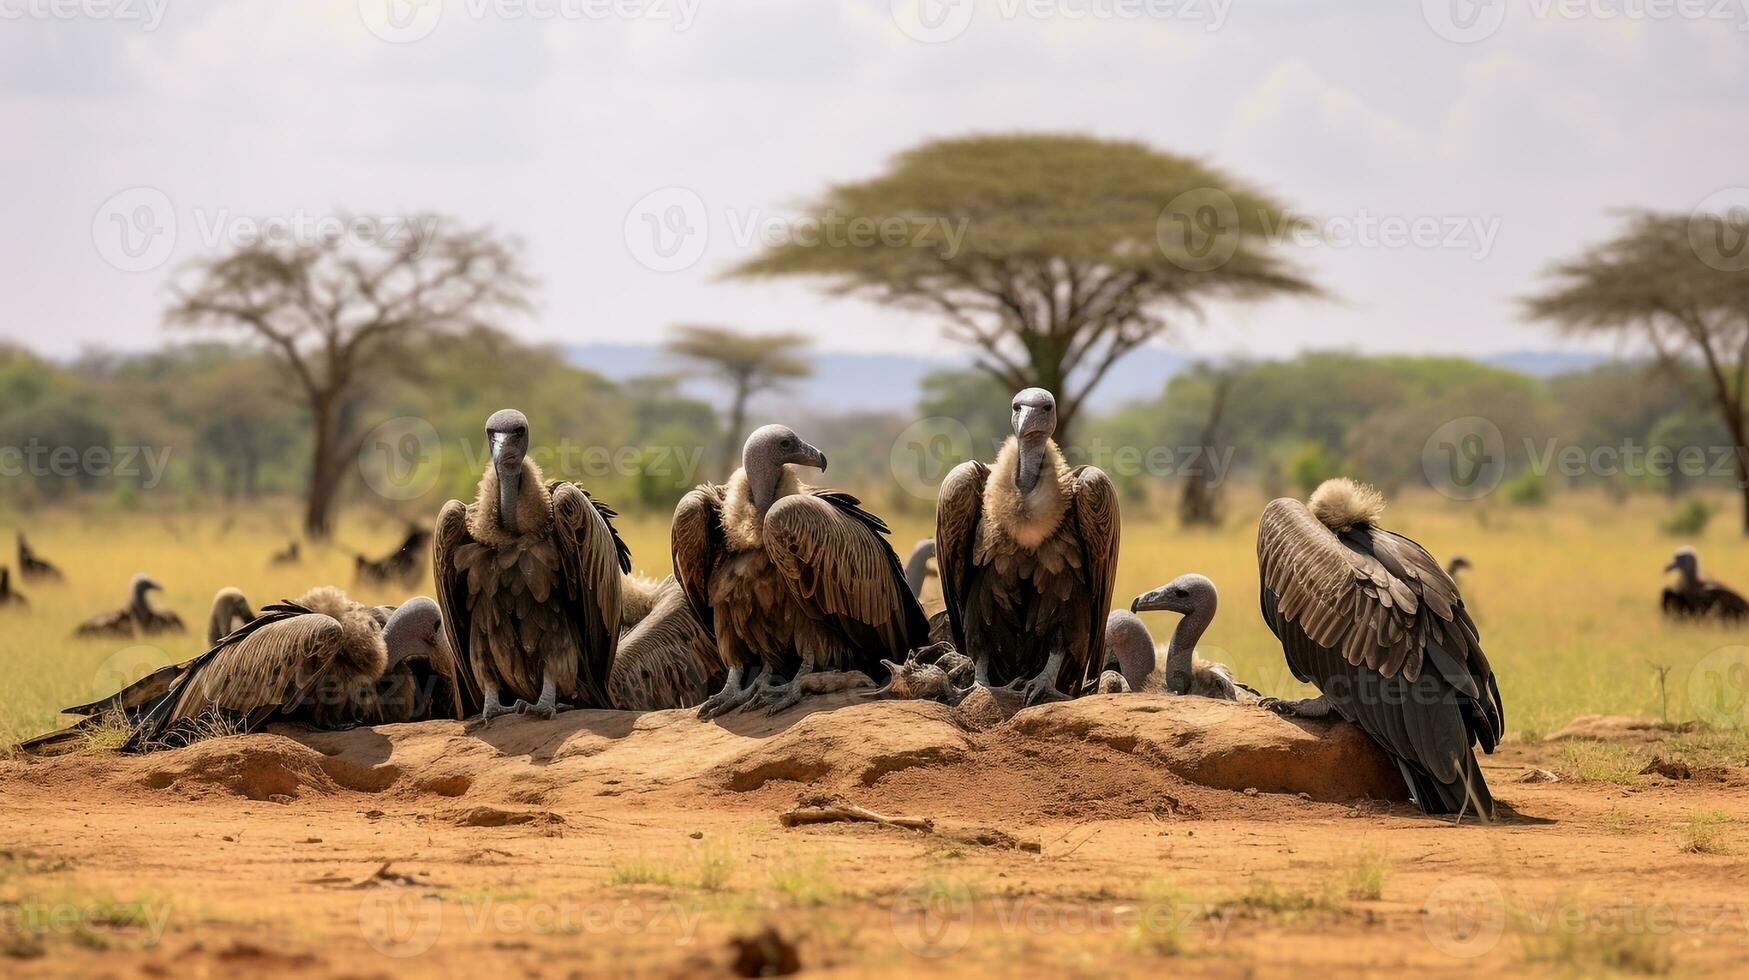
[1009,388,1058,494]
[485,409,532,532]
[1447,554,1472,575]
[130,574,164,605]
[743,425,828,513]
[382,597,451,672]
[1666,546,1699,578]
[1131,573,1219,695]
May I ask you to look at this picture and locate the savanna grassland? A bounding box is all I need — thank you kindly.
[3,487,1747,744]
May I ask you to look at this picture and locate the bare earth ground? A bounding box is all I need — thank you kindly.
[2,695,1747,978]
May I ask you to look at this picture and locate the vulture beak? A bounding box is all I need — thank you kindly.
[1131,588,1169,613]
[802,444,828,472]
[1015,405,1053,442]
[1664,560,1678,573]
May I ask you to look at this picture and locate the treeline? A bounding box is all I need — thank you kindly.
[0,338,1729,519]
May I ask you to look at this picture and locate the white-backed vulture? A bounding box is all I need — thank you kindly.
[1112,582,1258,701]
[75,574,185,638]
[206,587,256,646]
[935,388,1120,704]
[608,575,724,711]
[0,567,24,609]
[675,424,931,718]
[1256,478,1504,819]
[356,527,431,587]
[434,409,627,722]
[1661,547,1748,622]
[17,532,61,582]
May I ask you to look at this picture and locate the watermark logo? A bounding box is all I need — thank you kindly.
[890,875,976,958]
[358,417,443,501]
[1688,646,1749,726]
[890,417,977,500]
[1422,0,1508,42]
[92,187,176,273]
[891,0,977,42]
[358,0,445,43]
[90,645,176,701]
[625,187,710,272]
[1157,188,1241,272]
[1689,187,1749,274]
[359,892,444,957]
[1422,416,1506,500]
[1421,875,1507,958]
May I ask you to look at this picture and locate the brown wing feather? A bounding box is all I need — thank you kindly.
[608,577,723,710]
[933,460,989,656]
[550,482,623,707]
[1070,465,1121,693]
[432,499,482,714]
[671,484,726,640]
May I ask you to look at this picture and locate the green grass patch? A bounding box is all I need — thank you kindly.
[1558,740,1645,783]
[1342,849,1389,900]
[607,857,681,888]
[768,855,843,907]
[1678,810,1732,855]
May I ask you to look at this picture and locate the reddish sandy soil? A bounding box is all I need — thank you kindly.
[2,695,1746,978]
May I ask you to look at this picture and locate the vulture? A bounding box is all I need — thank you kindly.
[675,424,931,718]
[1445,554,1471,584]
[1256,478,1503,820]
[1661,547,1749,622]
[21,590,461,754]
[608,575,724,711]
[74,574,185,638]
[435,409,627,722]
[0,567,25,609]
[935,388,1120,704]
[270,541,301,566]
[206,587,256,646]
[1115,580,1258,700]
[17,532,61,582]
[356,526,432,587]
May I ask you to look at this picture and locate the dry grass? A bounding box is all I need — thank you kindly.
[1677,810,1732,855]
[4,489,1749,743]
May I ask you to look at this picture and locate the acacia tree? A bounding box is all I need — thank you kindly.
[729,133,1319,438]
[1526,210,1749,531]
[168,216,532,538]
[663,325,813,475]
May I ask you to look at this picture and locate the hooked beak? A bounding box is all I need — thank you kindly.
[1664,561,1679,573]
[490,431,524,469]
[801,443,828,472]
[1015,406,1052,442]
[1131,588,1170,613]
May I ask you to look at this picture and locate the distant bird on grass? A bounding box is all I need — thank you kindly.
[75,575,185,638]
[206,587,256,645]
[0,567,26,609]
[356,527,432,588]
[17,532,61,582]
[1661,546,1749,623]
[1445,554,1471,581]
[269,540,301,566]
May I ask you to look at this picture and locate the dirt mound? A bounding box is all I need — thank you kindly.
[1544,714,1706,743]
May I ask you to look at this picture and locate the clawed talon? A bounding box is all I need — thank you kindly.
[1259,697,1292,716]
[1005,676,1071,706]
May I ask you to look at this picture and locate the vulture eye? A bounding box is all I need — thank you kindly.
[781,438,795,449]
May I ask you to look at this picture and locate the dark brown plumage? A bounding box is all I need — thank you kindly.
[434,409,627,722]
[608,575,724,711]
[1661,547,1749,622]
[0,567,25,609]
[17,532,61,582]
[1256,478,1503,819]
[935,389,1120,704]
[676,425,930,718]
[74,574,185,638]
[355,527,431,587]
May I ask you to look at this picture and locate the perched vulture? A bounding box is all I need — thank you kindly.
[0,567,25,609]
[935,388,1120,704]
[17,532,61,582]
[74,574,185,638]
[270,541,301,566]
[1661,547,1749,623]
[675,424,930,718]
[206,587,256,646]
[435,409,627,722]
[1256,478,1503,819]
[356,527,432,587]
[608,575,724,711]
[1115,580,1258,701]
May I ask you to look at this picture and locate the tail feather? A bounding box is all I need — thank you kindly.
[1397,749,1494,820]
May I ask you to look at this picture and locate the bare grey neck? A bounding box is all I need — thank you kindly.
[497,462,522,535]
[1163,597,1216,695]
[1015,438,1047,494]
[748,457,783,515]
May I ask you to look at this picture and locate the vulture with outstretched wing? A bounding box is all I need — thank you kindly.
[434,409,626,723]
[608,575,724,711]
[1256,478,1504,819]
[74,574,184,638]
[675,424,930,718]
[17,532,61,582]
[0,567,24,609]
[935,388,1120,704]
[1661,547,1749,622]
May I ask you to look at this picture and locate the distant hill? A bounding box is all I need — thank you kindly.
[567,344,1610,415]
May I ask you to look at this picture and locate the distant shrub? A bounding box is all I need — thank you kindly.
[1285,441,1341,497]
[1504,469,1547,506]
[1661,499,1714,536]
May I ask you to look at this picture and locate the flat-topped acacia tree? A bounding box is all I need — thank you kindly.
[728,133,1319,439]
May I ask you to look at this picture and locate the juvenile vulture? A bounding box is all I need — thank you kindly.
[74,574,185,638]
[0,567,24,609]
[608,575,724,711]
[675,424,930,718]
[1661,547,1749,622]
[1116,579,1258,701]
[435,409,627,722]
[1256,478,1503,819]
[206,587,256,646]
[270,541,301,566]
[17,532,61,582]
[935,388,1120,704]
[124,591,458,750]
[356,526,432,587]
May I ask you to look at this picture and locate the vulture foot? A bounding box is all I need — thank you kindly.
[479,688,517,726]
[1259,695,1334,719]
[511,674,570,720]
[1002,651,1071,706]
[699,667,762,720]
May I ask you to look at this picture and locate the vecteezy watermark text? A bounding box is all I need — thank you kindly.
[0,0,169,30]
[0,442,173,489]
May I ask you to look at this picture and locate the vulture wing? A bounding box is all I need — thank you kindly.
[549,482,624,707]
[763,490,931,673]
[1070,465,1121,694]
[671,484,727,639]
[1704,581,1749,620]
[933,460,990,656]
[432,499,483,715]
[608,577,722,711]
[1256,497,1503,816]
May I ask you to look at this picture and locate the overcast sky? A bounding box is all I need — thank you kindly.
[3,0,1745,362]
